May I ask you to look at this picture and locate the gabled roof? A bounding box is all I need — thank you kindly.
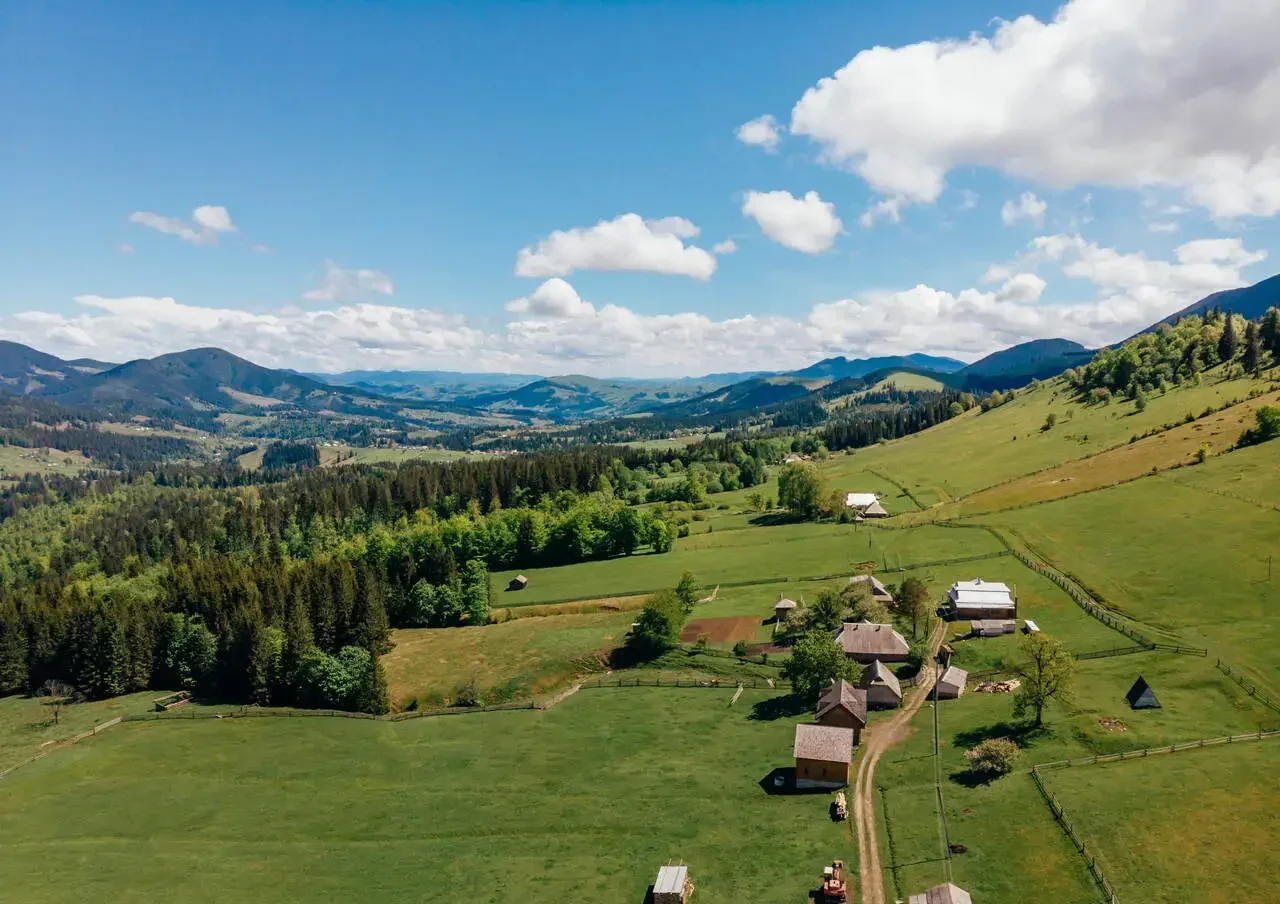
[793,723,854,763]
[845,492,880,508]
[860,659,902,697]
[836,622,910,658]
[774,597,799,610]
[908,883,972,904]
[848,574,892,599]
[951,578,1011,593]
[654,865,687,895]
[938,666,967,690]
[863,499,889,516]
[1126,675,1161,709]
[816,679,868,726]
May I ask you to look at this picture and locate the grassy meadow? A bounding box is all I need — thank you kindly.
[0,688,851,904]
[0,690,169,773]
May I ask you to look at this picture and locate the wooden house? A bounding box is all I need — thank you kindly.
[836,622,910,663]
[861,659,903,708]
[935,666,968,699]
[793,723,854,788]
[815,679,867,743]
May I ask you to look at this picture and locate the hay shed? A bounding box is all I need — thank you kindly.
[653,864,691,904]
[1126,675,1161,710]
[507,575,528,591]
[935,665,968,699]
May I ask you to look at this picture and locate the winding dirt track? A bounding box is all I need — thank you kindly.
[851,619,946,904]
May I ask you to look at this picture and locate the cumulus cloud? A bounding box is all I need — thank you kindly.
[742,190,843,253]
[504,278,595,318]
[1148,221,1180,234]
[788,0,1280,218]
[736,114,783,152]
[859,197,903,228]
[128,205,237,244]
[302,262,396,303]
[712,239,738,254]
[1001,192,1048,227]
[4,235,1263,376]
[515,213,717,280]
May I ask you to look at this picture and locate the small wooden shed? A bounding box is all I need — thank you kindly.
[935,666,967,699]
[793,723,854,788]
[815,679,867,743]
[1126,675,1161,710]
[774,597,799,624]
[653,864,692,904]
[860,659,903,709]
[507,575,528,591]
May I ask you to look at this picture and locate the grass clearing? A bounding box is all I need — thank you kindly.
[0,688,850,904]
[1042,740,1280,904]
[383,611,632,707]
[0,690,168,772]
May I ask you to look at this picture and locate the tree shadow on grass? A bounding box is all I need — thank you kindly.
[948,768,1016,789]
[749,694,810,722]
[951,719,1048,751]
[747,512,808,527]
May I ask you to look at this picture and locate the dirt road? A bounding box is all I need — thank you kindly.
[851,619,946,904]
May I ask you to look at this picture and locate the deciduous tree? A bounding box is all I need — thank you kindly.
[783,631,858,701]
[1011,633,1076,727]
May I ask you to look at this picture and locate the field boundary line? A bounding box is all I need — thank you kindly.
[1213,660,1280,717]
[1029,768,1120,904]
[0,716,126,783]
[1032,728,1280,771]
[865,467,929,510]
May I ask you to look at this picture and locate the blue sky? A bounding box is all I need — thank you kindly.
[2,0,1277,376]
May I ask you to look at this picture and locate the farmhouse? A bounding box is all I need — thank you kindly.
[947,578,1017,619]
[815,679,867,742]
[653,865,692,904]
[1126,675,1162,710]
[935,665,967,699]
[774,597,799,624]
[971,618,1017,637]
[845,492,889,517]
[909,882,973,904]
[793,723,854,788]
[861,659,903,708]
[848,573,894,605]
[836,622,910,663]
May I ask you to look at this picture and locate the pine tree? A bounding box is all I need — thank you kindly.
[1261,307,1280,356]
[1243,321,1262,374]
[1218,312,1238,362]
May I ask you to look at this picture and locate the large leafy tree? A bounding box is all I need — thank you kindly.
[1011,633,1076,727]
[630,589,685,657]
[895,577,932,639]
[783,631,859,701]
[777,463,824,520]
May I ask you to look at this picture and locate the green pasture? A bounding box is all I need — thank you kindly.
[991,467,1280,692]
[1042,739,1280,904]
[830,370,1272,504]
[492,521,1004,607]
[0,688,850,904]
[0,690,167,773]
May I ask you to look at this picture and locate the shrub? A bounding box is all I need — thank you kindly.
[732,640,748,659]
[964,738,1020,780]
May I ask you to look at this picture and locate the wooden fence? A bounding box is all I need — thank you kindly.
[579,675,791,691]
[1033,728,1280,771]
[0,716,124,783]
[1213,660,1280,717]
[1028,768,1120,904]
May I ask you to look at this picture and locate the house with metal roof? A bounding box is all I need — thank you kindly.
[935,665,968,699]
[909,882,973,904]
[845,492,889,517]
[860,659,903,708]
[815,679,868,742]
[793,723,854,788]
[947,578,1017,619]
[653,865,692,904]
[836,622,910,663]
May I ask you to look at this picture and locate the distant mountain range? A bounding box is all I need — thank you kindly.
[2,272,1273,430]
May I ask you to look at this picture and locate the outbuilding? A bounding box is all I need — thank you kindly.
[848,573,895,605]
[971,619,1017,637]
[774,597,799,624]
[845,492,889,517]
[935,665,968,699]
[948,578,1017,619]
[909,882,973,904]
[793,723,855,788]
[507,575,529,591]
[836,622,911,663]
[1126,675,1161,710]
[653,865,692,904]
[861,659,903,708]
[815,679,868,743]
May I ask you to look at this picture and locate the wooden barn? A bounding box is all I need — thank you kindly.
[861,659,903,708]
[793,723,854,789]
[815,679,867,743]
[836,622,910,663]
[909,882,972,904]
[935,665,968,699]
[1126,675,1161,710]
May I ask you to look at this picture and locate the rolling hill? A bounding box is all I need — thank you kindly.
[0,340,113,395]
[1141,272,1280,332]
[787,353,965,381]
[955,338,1095,391]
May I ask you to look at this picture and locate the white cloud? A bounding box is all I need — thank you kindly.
[858,197,903,228]
[1001,192,1048,227]
[1148,221,1180,234]
[959,190,979,211]
[712,239,738,254]
[742,190,843,253]
[128,205,238,244]
[736,114,783,152]
[788,0,1280,218]
[4,234,1263,376]
[515,213,717,280]
[302,262,396,303]
[505,278,595,318]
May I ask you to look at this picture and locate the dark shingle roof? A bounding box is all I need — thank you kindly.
[793,723,854,763]
[816,679,867,726]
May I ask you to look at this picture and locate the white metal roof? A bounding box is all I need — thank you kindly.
[951,578,1011,593]
[951,590,1016,608]
[845,492,880,508]
[654,865,687,895]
